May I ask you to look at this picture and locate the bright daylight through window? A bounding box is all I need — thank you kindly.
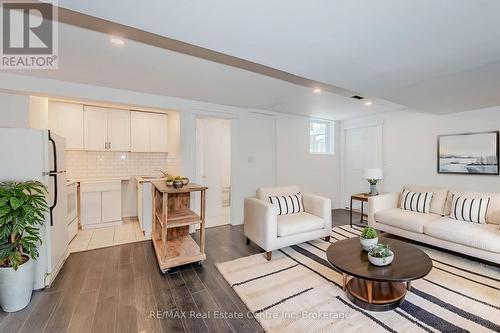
[309,119,334,154]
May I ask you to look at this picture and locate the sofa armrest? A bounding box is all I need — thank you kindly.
[244,197,278,250]
[302,193,332,231]
[368,192,400,227]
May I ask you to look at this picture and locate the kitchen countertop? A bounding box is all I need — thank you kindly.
[135,175,167,183]
[69,176,132,183]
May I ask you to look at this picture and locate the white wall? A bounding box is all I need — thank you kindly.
[231,111,278,223]
[276,113,341,207]
[341,107,500,197]
[181,110,278,225]
[0,73,339,225]
[0,92,30,127]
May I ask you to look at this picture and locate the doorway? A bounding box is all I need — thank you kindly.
[342,124,383,210]
[196,117,231,228]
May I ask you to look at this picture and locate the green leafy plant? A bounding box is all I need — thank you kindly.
[0,181,48,270]
[360,226,377,239]
[367,179,379,185]
[369,243,393,262]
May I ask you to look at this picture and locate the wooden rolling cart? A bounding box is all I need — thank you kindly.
[151,181,207,273]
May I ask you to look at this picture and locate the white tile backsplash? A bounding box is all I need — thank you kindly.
[66,151,180,178]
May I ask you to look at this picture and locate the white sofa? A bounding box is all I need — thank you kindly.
[368,186,500,264]
[244,186,332,260]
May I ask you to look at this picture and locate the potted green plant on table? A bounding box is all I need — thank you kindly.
[0,181,48,312]
[368,243,394,266]
[173,176,184,189]
[166,176,175,186]
[359,226,378,251]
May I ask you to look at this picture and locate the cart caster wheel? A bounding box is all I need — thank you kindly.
[161,268,170,274]
[198,261,203,266]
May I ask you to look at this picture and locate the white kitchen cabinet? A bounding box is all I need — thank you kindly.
[137,181,143,228]
[84,106,131,151]
[101,190,122,222]
[84,106,108,151]
[80,191,102,226]
[107,109,131,151]
[130,111,168,152]
[149,113,168,152]
[80,180,122,228]
[136,180,153,238]
[130,111,150,152]
[48,101,84,150]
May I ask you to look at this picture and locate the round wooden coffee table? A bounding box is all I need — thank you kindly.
[326,237,432,311]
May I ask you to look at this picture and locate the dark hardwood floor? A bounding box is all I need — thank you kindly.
[0,209,358,333]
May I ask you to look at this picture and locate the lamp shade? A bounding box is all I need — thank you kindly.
[364,168,383,180]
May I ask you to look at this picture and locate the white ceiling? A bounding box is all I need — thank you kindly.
[3,20,403,120]
[54,0,500,114]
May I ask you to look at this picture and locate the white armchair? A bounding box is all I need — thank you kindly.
[244,186,332,260]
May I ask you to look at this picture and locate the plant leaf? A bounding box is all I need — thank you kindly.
[9,197,24,210]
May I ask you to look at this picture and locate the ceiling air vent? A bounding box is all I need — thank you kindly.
[351,95,365,100]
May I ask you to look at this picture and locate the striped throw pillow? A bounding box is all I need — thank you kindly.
[400,190,433,214]
[269,193,304,215]
[450,195,490,224]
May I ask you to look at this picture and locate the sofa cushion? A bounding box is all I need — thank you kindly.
[445,190,500,225]
[257,186,301,201]
[403,186,448,215]
[375,208,441,233]
[269,193,304,215]
[424,217,500,253]
[277,212,324,237]
[400,190,434,213]
[449,195,490,224]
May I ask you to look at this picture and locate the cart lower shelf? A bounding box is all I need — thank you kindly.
[152,234,206,271]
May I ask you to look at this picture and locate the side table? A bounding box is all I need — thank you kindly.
[350,193,377,227]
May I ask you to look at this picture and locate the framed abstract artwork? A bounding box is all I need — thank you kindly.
[437,131,499,175]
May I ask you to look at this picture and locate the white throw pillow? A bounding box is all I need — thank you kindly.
[269,193,304,215]
[400,190,434,214]
[450,195,490,224]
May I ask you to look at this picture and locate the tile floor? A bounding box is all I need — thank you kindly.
[68,217,148,253]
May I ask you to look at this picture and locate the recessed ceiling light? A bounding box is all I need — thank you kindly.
[364,101,373,106]
[110,37,125,46]
[313,87,322,94]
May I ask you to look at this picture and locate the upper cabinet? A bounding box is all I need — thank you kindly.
[48,102,85,150]
[131,111,168,152]
[48,102,166,153]
[107,109,131,151]
[130,111,150,152]
[83,106,108,151]
[84,106,131,151]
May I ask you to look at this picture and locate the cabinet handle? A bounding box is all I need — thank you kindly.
[109,142,111,150]
[104,142,107,150]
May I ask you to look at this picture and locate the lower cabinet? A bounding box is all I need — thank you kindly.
[80,180,122,229]
[137,182,143,229]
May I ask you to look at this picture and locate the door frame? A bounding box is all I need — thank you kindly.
[340,120,384,209]
[194,115,232,227]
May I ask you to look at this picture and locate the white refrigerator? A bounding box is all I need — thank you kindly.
[0,128,68,289]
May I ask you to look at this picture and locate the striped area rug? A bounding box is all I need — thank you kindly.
[216,225,500,333]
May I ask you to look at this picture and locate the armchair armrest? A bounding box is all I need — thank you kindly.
[244,197,278,250]
[302,193,332,231]
[368,192,400,227]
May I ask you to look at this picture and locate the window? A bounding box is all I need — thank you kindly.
[310,119,334,154]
